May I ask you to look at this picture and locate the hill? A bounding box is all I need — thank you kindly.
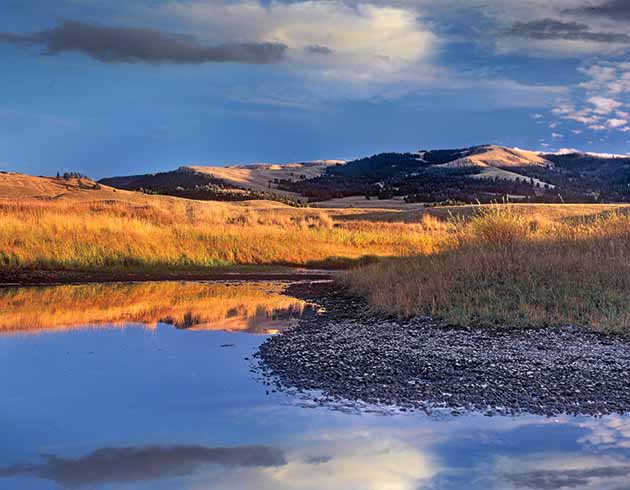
[0,171,141,202]
[187,160,345,194]
[0,170,296,217]
[281,144,630,204]
[92,144,630,206]
[99,160,345,205]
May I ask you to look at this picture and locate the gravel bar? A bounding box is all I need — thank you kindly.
[256,281,630,417]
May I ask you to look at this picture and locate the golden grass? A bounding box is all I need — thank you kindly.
[342,205,630,332]
[0,198,441,271]
[5,173,630,332]
[0,281,306,335]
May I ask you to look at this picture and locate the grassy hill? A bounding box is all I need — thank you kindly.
[282,145,630,204]
[187,160,345,194]
[99,160,345,205]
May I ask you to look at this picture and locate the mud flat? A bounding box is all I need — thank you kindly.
[257,281,630,417]
[0,268,333,287]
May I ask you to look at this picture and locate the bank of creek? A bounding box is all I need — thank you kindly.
[257,281,630,417]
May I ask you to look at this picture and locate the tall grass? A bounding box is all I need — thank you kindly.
[342,205,630,332]
[0,199,443,271]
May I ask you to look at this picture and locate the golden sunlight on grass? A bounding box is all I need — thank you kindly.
[0,198,442,271]
[0,281,307,335]
[342,205,630,332]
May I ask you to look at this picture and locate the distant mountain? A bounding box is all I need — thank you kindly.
[97,145,630,205]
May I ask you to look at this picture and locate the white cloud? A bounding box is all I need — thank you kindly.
[607,117,627,128]
[552,131,563,138]
[157,0,566,107]
[164,1,437,84]
[588,95,622,114]
[551,61,630,133]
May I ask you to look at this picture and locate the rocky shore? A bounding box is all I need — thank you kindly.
[256,281,630,417]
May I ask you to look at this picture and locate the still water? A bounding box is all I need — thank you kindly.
[1,281,629,490]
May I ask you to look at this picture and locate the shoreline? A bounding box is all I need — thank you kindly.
[0,268,335,288]
[257,281,630,417]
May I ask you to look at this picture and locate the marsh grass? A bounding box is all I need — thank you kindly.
[0,199,442,271]
[342,205,630,332]
[5,197,630,331]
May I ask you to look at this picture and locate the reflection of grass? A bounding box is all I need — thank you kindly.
[0,281,306,335]
[0,200,440,271]
[343,205,630,332]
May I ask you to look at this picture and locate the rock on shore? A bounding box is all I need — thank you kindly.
[256,281,630,417]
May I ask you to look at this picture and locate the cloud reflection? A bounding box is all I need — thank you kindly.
[0,444,286,488]
[494,454,630,490]
[0,436,437,490]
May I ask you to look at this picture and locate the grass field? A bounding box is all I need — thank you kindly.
[0,197,442,272]
[342,204,630,332]
[3,171,630,331]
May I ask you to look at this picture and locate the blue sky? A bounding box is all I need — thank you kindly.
[2,0,630,178]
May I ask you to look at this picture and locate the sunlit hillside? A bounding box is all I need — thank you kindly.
[0,171,287,208]
[186,160,345,196]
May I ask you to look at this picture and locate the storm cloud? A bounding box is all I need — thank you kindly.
[304,44,333,55]
[0,444,287,487]
[501,465,630,489]
[0,20,288,64]
[568,0,630,21]
[505,18,630,43]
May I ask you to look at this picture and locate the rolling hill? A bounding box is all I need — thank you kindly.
[0,172,136,202]
[89,144,630,206]
[99,160,346,205]
[188,160,345,194]
[281,144,630,204]
[0,170,293,215]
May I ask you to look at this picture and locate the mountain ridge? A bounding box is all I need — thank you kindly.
[6,143,630,206]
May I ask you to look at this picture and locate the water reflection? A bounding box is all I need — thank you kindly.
[3,417,630,489]
[0,281,307,335]
[1,280,629,490]
[0,445,286,488]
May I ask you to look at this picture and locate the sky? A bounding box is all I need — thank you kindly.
[2,0,630,178]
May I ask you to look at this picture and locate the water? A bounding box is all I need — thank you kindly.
[1,281,629,490]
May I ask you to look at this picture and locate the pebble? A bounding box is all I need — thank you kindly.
[255,281,630,417]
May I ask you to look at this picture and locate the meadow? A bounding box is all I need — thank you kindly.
[3,181,630,332]
[343,204,630,332]
[0,198,441,272]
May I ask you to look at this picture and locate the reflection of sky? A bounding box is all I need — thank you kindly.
[1,319,630,489]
